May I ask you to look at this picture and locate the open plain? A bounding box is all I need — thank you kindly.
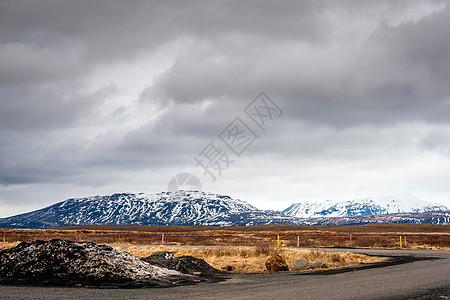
[1,224,449,299]
[0,248,448,300]
[1,224,449,249]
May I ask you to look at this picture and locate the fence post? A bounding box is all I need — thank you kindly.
[404,236,407,248]
[399,236,402,249]
[162,233,165,246]
[297,236,300,247]
[277,235,280,248]
[2,234,5,243]
[350,234,352,241]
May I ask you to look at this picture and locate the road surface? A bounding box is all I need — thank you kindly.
[0,248,448,299]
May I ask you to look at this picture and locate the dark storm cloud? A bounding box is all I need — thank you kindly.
[0,132,79,185]
[0,83,108,131]
[151,2,450,128]
[385,4,450,90]
[0,0,329,134]
[0,43,84,87]
[0,0,327,62]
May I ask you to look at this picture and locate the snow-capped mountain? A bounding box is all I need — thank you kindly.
[282,195,448,218]
[299,210,450,226]
[0,191,292,228]
[0,192,448,228]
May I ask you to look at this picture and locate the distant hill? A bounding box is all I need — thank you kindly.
[293,210,450,226]
[282,195,447,218]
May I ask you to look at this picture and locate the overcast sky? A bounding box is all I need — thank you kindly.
[1,0,450,218]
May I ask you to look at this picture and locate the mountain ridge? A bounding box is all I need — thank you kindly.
[0,191,448,228]
[282,194,447,218]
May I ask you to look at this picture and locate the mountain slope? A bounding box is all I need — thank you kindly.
[0,191,288,228]
[297,210,450,226]
[0,192,448,228]
[282,195,447,218]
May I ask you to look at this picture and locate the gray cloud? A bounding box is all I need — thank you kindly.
[0,0,327,62]
[154,5,450,129]
[1,0,450,217]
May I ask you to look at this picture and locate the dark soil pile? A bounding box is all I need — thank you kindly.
[142,251,225,276]
[0,239,195,287]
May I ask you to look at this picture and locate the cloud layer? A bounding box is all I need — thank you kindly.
[1,0,450,217]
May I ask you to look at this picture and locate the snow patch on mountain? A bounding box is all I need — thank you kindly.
[0,191,261,228]
[282,194,448,218]
[0,191,448,228]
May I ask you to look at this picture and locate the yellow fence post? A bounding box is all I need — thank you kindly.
[277,235,280,248]
[399,236,402,249]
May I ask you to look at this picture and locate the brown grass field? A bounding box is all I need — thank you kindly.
[0,241,386,273]
[0,224,449,250]
[112,246,387,273]
[2,224,443,273]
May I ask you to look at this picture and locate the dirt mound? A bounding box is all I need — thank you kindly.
[142,251,225,276]
[0,239,196,287]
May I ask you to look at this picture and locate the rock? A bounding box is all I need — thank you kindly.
[265,255,289,272]
[152,251,176,260]
[292,259,312,271]
[177,256,222,275]
[312,260,327,269]
[142,251,179,270]
[0,239,195,287]
[142,251,224,276]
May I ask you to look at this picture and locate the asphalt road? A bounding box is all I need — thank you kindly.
[0,248,448,300]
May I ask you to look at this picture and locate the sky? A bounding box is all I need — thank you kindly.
[1,0,450,218]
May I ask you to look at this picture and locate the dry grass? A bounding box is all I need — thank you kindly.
[60,223,450,233]
[1,224,449,250]
[113,246,387,273]
[0,241,390,273]
[0,242,19,250]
